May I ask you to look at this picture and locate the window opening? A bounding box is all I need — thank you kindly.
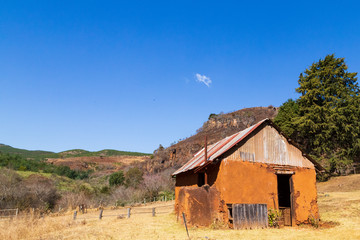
[197,172,205,187]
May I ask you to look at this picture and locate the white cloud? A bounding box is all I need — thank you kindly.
[195,73,212,87]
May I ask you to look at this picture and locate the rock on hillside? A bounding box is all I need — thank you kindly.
[143,106,278,173]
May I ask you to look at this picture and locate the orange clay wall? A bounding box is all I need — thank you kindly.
[175,160,319,226]
[216,160,319,223]
[175,163,225,226]
[215,160,278,208]
[291,167,319,223]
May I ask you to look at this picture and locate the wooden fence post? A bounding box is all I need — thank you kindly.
[152,208,155,217]
[127,208,131,218]
[99,209,103,220]
[73,211,77,220]
[15,208,19,217]
[182,212,190,239]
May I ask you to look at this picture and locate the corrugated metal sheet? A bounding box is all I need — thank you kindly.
[232,204,268,229]
[172,119,267,176]
[172,118,324,176]
[224,125,315,168]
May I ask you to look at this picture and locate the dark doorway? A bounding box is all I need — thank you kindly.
[277,174,291,207]
[277,174,292,226]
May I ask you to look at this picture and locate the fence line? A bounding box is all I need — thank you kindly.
[73,204,173,221]
[116,195,175,207]
[0,208,18,218]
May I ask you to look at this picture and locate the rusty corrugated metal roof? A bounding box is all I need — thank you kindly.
[172,119,267,176]
[172,118,324,176]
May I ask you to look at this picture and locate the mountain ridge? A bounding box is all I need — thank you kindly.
[0,144,151,160]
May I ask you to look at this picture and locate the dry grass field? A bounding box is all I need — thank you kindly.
[1,174,360,240]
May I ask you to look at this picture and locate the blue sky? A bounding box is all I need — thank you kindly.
[1,1,360,153]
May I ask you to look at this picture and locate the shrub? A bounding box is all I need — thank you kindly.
[268,209,282,228]
[0,169,60,211]
[109,171,125,186]
[23,175,60,211]
[100,186,110,194]
[125,167,143,188]
[308,214,319,228]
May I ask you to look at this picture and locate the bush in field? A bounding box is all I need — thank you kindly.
[57,192,93,210]
[109,171,125,186]
[100,185,110,194]
[0,168,22,209]
[23,175,60,211]
[0,169,59,211]
[125,167,143,188]
[143,168,175,200]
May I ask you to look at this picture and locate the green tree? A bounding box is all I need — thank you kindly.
[275,54,360,173]
[274,99,299,139]
[109,171,125,186]
[125,167,143,188]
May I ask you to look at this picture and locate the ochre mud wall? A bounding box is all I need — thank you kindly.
[175,164,225,226]
[216,160,278,209]
[175,171,198,214]
[292,168,319,223]
[175,186,223,226]
[216,160,319,224]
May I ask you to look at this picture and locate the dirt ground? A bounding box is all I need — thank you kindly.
[1,175,360,240]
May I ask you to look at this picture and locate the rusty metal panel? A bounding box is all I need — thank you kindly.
[225,125,314,169]
[233,204,268,229]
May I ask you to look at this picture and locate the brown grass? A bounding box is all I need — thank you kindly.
[1,175,360,239]
[317,174,360,192]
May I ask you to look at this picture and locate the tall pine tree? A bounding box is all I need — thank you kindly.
[275,54,360,173]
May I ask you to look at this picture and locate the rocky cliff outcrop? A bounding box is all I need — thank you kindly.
[143,106,278,173]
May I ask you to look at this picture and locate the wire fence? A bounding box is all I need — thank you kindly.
[73,203,174,221]
[115,195,175,207]
[0,208,19,218]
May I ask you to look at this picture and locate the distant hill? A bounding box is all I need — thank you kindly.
[144,106,278,173]
[0,144,151,160]
[58,149,151,158]
[0,144,152,177]
[0,144,58,159]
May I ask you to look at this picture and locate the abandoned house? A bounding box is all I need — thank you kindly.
[172,118,324,229]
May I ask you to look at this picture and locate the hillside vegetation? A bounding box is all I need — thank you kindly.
[0,144,151,176]
[0,145,160,212]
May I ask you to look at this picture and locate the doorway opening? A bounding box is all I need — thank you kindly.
[277,174,292,226]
